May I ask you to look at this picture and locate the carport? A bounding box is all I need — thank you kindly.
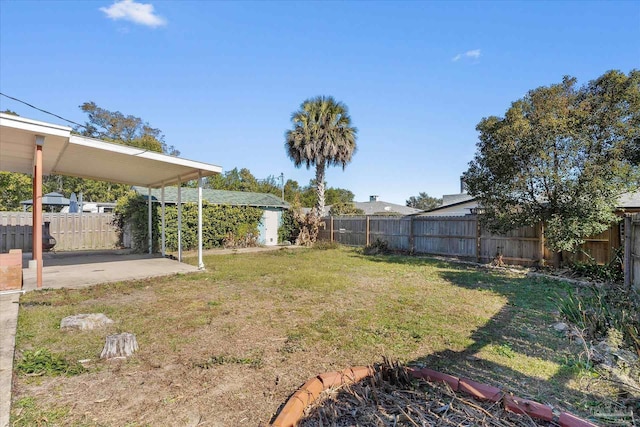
[0,113,222,288]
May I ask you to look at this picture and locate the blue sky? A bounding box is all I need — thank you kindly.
[1,1,638,205]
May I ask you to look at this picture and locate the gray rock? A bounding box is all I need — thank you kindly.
[553,322,568,332]
[60,313,114,331]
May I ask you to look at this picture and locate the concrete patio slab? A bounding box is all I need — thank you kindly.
[22,251,200,291]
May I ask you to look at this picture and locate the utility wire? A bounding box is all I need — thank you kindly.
[0,92,87,130]
[0,92,121,143]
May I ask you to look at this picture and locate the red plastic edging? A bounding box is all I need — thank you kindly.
[270,366,598,427]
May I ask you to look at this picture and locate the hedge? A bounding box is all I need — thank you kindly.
[115,193,263,252]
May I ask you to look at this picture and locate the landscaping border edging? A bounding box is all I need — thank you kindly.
[270,366,598,427]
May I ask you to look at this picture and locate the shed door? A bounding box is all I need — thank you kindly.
[263,210,278,246]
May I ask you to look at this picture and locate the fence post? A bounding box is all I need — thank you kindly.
[624,215,632,290]
[409,216,414,253]
[330,216,334,243]
[539,222,545,267]
[366,216,370,246]
[475,217,481,263]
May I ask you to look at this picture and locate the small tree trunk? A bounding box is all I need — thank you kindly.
[100,333,139,359]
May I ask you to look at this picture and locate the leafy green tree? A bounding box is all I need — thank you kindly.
[297,179,355,208]
[325,187,356,205]
[77,102,179,155]
[285,96,358,215]
[406,192,442,210]
[329,202,364,215]
[0,111,32,210]
[283,179,301,202]
[43,175,130,202]
[0,172,31,211]
[207,167,281,195]
[464,70,640,257]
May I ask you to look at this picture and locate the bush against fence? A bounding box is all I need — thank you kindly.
[114,194,263,252]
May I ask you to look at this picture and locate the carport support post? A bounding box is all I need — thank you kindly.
[198,172,204,269]
[148,187,152,254]
[34,136,44,288]
[177,179,182,262]
[161,185,166,257]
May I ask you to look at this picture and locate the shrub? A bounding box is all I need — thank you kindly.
[363,238,390,255]
[556,284,640,355]
[278,208,300,244]
[17,348,86,377]
[114,193,263,252]
[568,247,624,283]
[313,241,340,250]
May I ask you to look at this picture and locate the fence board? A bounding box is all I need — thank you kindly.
[0,212,118,252]
[625,214,640,290]
[320,214,622,267]
[413,217,476,258]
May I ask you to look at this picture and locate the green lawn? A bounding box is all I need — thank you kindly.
[11,247,614,426]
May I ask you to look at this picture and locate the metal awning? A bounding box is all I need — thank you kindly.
[0,113,222,187]
[0,112,222,288]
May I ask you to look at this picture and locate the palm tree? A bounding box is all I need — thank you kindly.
[285,96,358,215]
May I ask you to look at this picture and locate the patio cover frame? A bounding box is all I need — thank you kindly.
[0,113,222,287]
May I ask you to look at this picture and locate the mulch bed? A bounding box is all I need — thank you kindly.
[299,361,556,427]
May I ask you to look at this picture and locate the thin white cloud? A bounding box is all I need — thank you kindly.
[100,0,166,28]
[452,49,481,62]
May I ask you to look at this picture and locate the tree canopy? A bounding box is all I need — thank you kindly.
[285,96,358,215]
[0,172,31,211]
[329,202,364,216]
[204,169,355,208]
[77,102,179,155]
[463,70,640,253]
[406,192,442,211]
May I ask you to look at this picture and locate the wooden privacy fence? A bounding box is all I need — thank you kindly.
[625,213,640,290]
[319,215,622,266]
[0,212,119,252]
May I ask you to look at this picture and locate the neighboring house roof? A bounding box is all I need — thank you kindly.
[420,198,478,217]
[353,200,422,216]
[301,206,332,216]
[21,192,71,206]
[441,193,474,207]
[301,200,422,216]
[618,191,640,208]
[133,186,289,209]
[422,190,640,216]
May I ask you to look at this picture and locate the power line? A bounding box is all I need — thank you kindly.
[0,92,87,129]
[0,92,125,142]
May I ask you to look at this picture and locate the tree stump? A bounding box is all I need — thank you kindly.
[100,333,139,360]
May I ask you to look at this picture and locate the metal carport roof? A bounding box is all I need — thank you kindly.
[0,112,222,288]
[0,113,222,186]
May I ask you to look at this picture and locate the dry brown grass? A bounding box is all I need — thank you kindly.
[11,247,614,426]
